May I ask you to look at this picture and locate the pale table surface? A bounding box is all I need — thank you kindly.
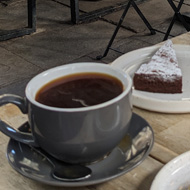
[0,32,190,190]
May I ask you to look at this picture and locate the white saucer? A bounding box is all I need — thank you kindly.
[151,151,190,190]
[6,113,154,187]
[111,44,190,113]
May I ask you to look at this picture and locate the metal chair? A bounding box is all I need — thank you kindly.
[0,0,36,41]
[70,0,132,24]
[97,0,156,60]
[163,0,190,40]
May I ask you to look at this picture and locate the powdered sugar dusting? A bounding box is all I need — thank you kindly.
[135,40,182,81]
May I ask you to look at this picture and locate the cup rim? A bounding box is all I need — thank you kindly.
[26,62,132,112]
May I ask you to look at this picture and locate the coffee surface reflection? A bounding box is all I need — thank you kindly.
[35,72,123,108]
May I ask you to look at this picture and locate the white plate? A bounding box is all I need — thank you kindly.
[111,44,190,113]
[150,151,190,190]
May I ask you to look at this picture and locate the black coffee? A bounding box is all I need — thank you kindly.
[35,72,123,108]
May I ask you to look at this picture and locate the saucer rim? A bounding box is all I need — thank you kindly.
[6,113,154,187]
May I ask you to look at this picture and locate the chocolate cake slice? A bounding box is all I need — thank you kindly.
[133,40,182,93]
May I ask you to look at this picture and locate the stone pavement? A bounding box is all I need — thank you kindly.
[0,0,189,96]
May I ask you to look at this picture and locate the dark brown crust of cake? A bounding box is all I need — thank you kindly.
[134,73,182,93]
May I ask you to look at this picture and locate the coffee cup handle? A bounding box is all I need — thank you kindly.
[0,94,38,147]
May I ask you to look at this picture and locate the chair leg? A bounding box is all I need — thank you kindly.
[96,0,132,60]
[163,0,190,40]
[131,0,155,35]
[163,14,177,41]
[97,0,155,60]
[28,0,36,30]
[70,0,79,24]
[0,0,36,41]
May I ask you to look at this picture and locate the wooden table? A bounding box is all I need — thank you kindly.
[0,32,190,190]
